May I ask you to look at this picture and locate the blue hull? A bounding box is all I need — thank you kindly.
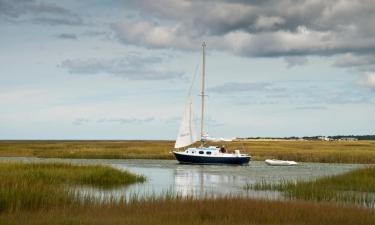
[173,152,250,165]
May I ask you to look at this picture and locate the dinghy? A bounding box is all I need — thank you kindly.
[265,159,298,166]
[172,42,251,165]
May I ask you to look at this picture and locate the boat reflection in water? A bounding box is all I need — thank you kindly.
[174,165,241,197]
[172,164,282,199]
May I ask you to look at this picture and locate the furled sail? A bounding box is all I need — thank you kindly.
[175,97,198,148]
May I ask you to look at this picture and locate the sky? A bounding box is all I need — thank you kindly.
[0,0,375,140]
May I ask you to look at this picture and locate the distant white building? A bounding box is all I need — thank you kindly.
[339,137,358,141]
[318,136,332,141]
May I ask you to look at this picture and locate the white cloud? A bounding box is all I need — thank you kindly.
[359,72,375,89]
[111,20,193,49]
[254,16,285,29]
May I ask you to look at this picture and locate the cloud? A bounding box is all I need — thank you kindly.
[32,17,83,26]
[294,106,328,111]
[208,82,272,93]
[55,33,77,40]
[110,0,375,58]
[333,53,375,67]
[73,118,91,126]
[208,80,374,106]
[60,53,184,80]
[83,30,108,37]
[0,0,83,26]
[254,16,285,30]
[73,117,155,126]
[358,72,375,90]
[333,54,375,90]
[97,117,155,124]
[111,20,194,50]
[284,56,309,68]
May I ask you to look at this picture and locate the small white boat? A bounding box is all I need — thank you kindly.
[265,159,298,166]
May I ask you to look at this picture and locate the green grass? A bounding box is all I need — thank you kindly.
[245,167,375,206]
[0,162,145,211]
[1,140,375,163]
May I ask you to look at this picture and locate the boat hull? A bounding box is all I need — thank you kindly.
[264,159,298,166]
[173,152,250,165]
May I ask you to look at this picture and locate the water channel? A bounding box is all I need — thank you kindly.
[0,157,365,200]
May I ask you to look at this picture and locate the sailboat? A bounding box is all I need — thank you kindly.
[172,42,251,165]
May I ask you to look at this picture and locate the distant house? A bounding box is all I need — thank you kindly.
[317,136,333,141]
[339,137,358,141]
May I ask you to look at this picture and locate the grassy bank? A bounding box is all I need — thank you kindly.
[246,167,375,206]
[1,197,375,225]
[0,162,145,211]
[1,140,375,163]
[0,140,173,159]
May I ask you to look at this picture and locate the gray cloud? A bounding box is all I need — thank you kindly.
[83,30,108,37]
[333,53,375,90]
[284,56,308,68]
[333,53,375,68]
[209,80,374,105]
[60,53,184,80]
[55,33,77,40]
[32,16,83,26]
[97,117,155,124]
[111,0,375,58]
[208,82,272,93]
[0,0,83,26]
[73,117,155,126]
[73,118,91,126]
[294,106,328,111]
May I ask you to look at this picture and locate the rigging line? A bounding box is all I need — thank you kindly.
[187,60,200,97]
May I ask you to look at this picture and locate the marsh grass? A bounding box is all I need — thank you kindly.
[1,197,375,225]
[0,162,145,211]
[245,167,375,207]
[0,162,375,224]
[1,140,375,163]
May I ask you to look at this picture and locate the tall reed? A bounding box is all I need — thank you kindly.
[0,162,145,211]
[245,167,375,207]
[1,197,375,225]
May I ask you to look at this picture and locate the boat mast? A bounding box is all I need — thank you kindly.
[200,41,206,146]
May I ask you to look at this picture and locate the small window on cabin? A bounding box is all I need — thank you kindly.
[206,151,211,155]
[199,151,204,154]
[185,150,188,153]
[192,151,195,153]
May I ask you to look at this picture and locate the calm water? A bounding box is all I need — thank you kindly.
[0,157,365,200]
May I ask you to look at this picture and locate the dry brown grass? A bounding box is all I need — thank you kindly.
[1,197,375,225]
[230,140,375,163]
[1,140,375,163]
